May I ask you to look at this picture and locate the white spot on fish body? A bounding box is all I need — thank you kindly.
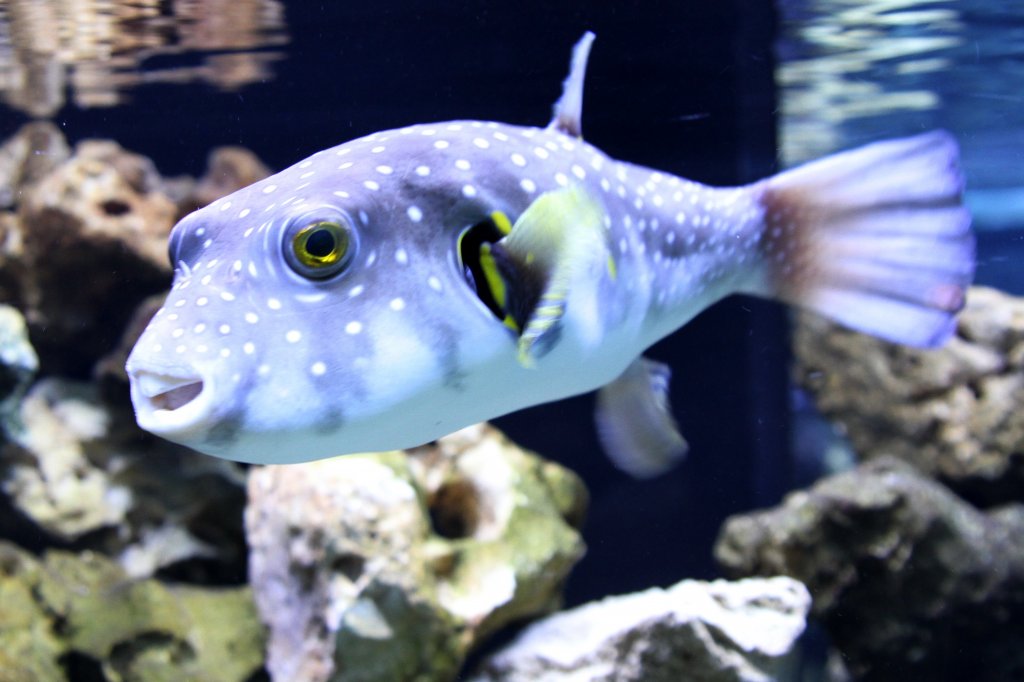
[407,206,423,222]
[395,249,409,265]
[243,342,256,355]
[534,147,549,159]
[311,361,327,376]
[245,312,259,324]
[520,178,536,193]
[333,190,350,199]
[172,328,184,338]
[376,165,393,175]
[299,159,313,168]
[434,140,450,149]
[257,364,270,377]
[220,291,236,302]
[345,321,363,335]
[193,323,206,334]
[267,298,282,310]
[415,165,430,176]
[196,296,209,307]
[473,138,489,149]
[511,153,526,167]
[238,208,251,218]
[455,159,471,171]
[263,184,277,194]
[371,145,386,153]
[299,171,315,180]
[219,324,231,335]
[196,227,206,237]
[348,284,364,298]
[462,184,477,197]
[286,330,302,343]
[338,161,354,170]
[554,173,568,187]
[571,164,586,179]
[390,298,406,311]
[428,276,443,292]
[363,180,380,191]
[219,201,232,212]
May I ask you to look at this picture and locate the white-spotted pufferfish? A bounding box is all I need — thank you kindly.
[126,33,974,475]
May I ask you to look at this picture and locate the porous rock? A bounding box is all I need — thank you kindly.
[245,423,588,682]
[0,540,264,682]
[180,145,271,216]
[1,377,247,579]
[714,457,1024,682]
[17,139,176,374]
[469,576,810,682]
[793,285,1024,506]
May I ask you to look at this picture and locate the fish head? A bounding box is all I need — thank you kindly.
[126,129,525,463]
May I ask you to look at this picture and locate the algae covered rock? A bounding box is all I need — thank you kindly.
[714,457,1024,681]
[0,540,264,682]
[245,423,588,682]
[793,285,1024,506]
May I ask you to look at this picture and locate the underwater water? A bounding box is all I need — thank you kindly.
[0,0,1021,680]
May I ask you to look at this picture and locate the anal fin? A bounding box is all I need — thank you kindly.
[595,357,688,478]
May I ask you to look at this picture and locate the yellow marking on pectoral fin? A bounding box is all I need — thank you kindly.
[495,185,608,367]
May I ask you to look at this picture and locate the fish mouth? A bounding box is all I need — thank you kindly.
[129,369,214,437]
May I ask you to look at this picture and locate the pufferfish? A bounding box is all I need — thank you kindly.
[126,32,973,476]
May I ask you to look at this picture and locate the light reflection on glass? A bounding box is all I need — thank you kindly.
[0,0,287,118]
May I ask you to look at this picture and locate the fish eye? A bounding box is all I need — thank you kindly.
[283,215,354,279]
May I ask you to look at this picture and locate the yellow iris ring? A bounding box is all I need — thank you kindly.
[292,221,349,269]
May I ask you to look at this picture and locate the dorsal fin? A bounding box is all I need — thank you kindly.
[548,31,595,139]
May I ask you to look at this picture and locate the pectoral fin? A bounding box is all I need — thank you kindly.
[595,357,688,478]
[481,185,610,366]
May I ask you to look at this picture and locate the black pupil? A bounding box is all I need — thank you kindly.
[306,227,337,258]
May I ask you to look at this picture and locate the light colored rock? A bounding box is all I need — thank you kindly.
[0,378,247,578]
[245,423,587,682]
[0,304,38,422]
[470,576,810,682]
[793,285,1024,506]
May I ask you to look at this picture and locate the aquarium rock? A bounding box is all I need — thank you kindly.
[0,304,38,423]
[715,457,1024,681]
[0,121,69,210]
[0,540,264,682]
[0,377,247,578]
[794,285,1024,506]
[182,145,272,216]
[245,423,587,682]
[469,576,809,682]
[15,139,177,374]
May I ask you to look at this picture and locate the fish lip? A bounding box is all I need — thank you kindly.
[128,368,215,438]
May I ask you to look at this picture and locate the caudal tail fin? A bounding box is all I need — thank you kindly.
[757,130,974,347]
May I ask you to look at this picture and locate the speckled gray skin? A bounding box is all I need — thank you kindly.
[126,34,972,465]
